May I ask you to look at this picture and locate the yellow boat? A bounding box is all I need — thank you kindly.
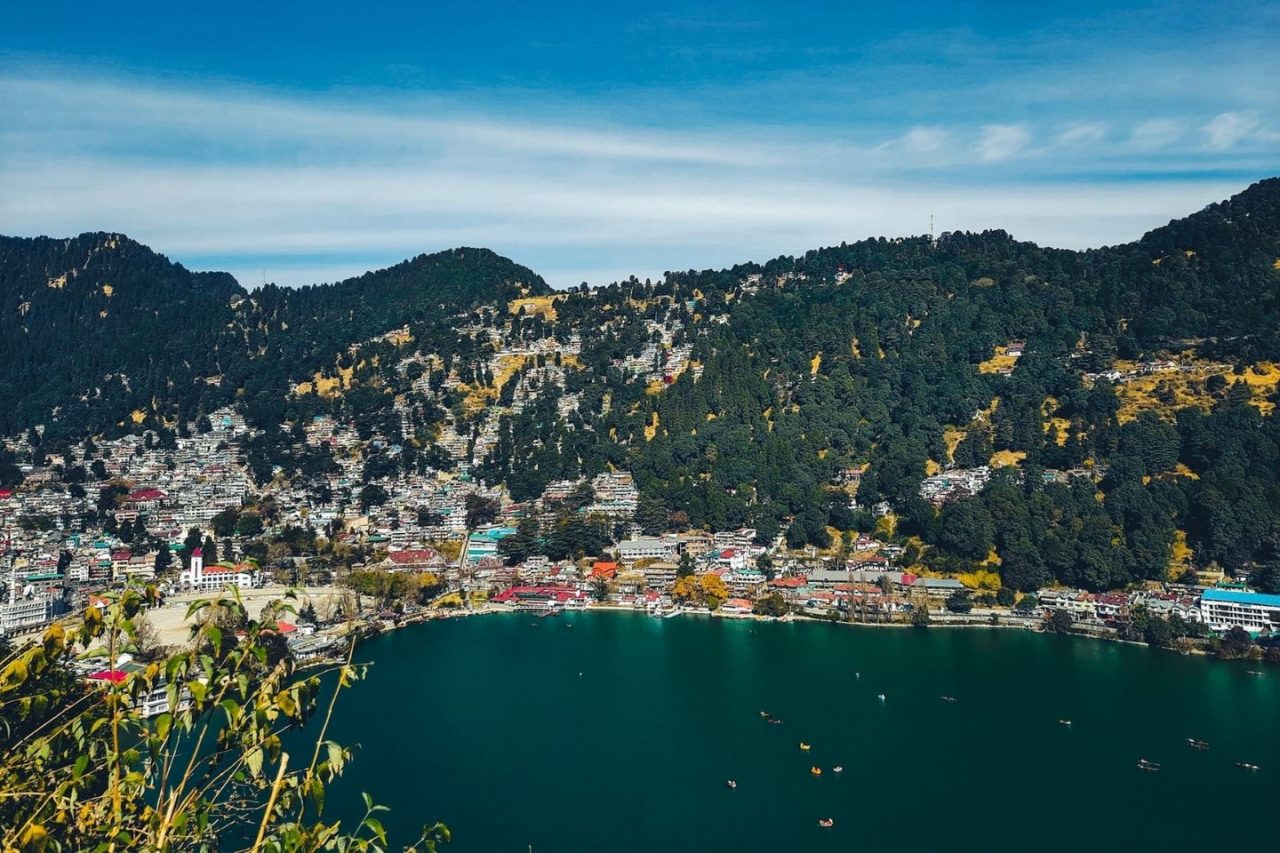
[799,743,811,751]
[810,766,822,776]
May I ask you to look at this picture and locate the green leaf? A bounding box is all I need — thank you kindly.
[205,624,222,656]
[154,712,173,740]
[245,747,263,778]
[309,776,326,815]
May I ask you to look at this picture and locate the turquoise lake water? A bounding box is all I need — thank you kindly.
[313,612,1278,851]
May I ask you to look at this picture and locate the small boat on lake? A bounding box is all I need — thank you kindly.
[1236,762,1261,772]
[799,742,811,751]
[1137,758,1161,772]
[940,695,957,702]
[818,818,834,828]
[810,766,822,776]
[726,779,737,789]
[877,693,886,702]
[1058,719,1072,727]
[1185,738,1210,750]
[759,710,770,718]
[833,766,844,773]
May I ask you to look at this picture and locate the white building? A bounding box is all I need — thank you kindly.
[178,549,254,592]
[618,537,677,563]
[1200,589,1280,633]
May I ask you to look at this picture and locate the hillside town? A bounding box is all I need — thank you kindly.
[3,397,1278,664]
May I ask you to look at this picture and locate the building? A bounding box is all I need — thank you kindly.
[0,592,63,634]
[1200,589,1280,633]
[913,577,967,598]
[179,548,254,592]
[618,537,677,563]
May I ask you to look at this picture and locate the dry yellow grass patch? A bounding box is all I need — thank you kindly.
[818,448,829,460]
[1273,258,1280,270]
[101,284,114,297]
[129,409,146,424]
[810,353,822,375]
[644,411,660,441]
[705,412,717,421]
[851,339,862,358]
[990,450,1026,468]
[1173,463,1199,480]
[942,426,966,461]
[1112,360,1280,421]
[507,295,560,320]
[958,568,1002,590]
[645,379,665,396]
[978,346,1018,374]
[925,459,942,475]
[1045,417,1072,445]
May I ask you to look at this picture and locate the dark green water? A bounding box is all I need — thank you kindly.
[318,613,1277,852]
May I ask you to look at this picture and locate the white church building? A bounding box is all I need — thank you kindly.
[178,548,255,592]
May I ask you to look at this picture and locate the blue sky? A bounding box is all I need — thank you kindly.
[1,0,1277,288]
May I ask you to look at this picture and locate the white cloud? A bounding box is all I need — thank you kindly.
[1057,122,1109,145]
[1128,119,1185,150]
[1202,112,1259,150]
[896,126,949,153]
[974,124,1031,162]
[0,69,1272,288]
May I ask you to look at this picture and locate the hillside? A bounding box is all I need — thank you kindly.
[0,239,549,438]
[3,177,1280,593]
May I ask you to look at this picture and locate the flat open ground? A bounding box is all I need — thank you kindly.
[147,585,355,647]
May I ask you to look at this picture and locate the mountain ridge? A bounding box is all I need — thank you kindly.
[3,178,1280,592]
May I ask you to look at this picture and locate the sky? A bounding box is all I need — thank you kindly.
[1,1,1277,289]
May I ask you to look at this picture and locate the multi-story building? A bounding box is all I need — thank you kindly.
[1200,589,1280,632]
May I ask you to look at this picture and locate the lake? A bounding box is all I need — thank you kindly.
[314,612,1278,851]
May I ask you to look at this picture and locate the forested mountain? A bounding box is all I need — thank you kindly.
[4,177,1280,592]
[0,238,547,438]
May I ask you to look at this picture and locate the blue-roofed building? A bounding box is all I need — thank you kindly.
[1200,588,1280,633]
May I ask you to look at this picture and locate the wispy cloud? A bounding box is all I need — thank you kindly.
[1129,119,1185,151]
[1058,122,1109,146]
[975,124,1031,162]
[0,66,1274,288]
[1202,111,1260,150]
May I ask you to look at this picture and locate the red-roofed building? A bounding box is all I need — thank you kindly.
[127,487,167,506]
[769,576,807,589]
[382,549,442,570]
[491,585,588,610]
[713,549,748,571]
[721,598,754,615]
[87,669,129,684]
[591,560,618,579]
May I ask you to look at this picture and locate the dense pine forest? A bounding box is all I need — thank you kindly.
[4,178,1280,594]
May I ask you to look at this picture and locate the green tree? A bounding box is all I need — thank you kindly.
[752,592,789,617]
[676,552,696,579]
[1217,625,1254,659]
[1048,609,1074,633]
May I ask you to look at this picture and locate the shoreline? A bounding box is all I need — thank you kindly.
[338,601,1263,665]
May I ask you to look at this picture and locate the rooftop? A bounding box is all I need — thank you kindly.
[1202,588,1280,607]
